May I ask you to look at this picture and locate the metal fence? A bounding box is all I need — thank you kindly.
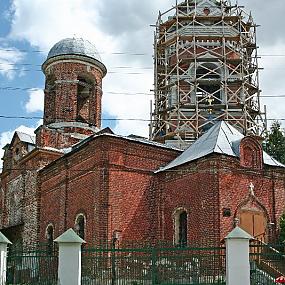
[5,239,283,285]
[6,243,58,285]
[81,246,226,285]
[250,241,285,285]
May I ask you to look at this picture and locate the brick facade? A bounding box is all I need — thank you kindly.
[38,135,180,244]
[35,136,285,246]
[1,38,285,249]
[0,137,62,247]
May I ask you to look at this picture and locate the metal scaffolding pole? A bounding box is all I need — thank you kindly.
[150,0,266,149]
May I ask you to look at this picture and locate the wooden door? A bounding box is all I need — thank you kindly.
[239,210,267,242]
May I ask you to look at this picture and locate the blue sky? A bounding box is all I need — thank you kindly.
[0,0,45,133]
[0,0,285,165]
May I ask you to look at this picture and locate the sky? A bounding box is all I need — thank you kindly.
[0,0,285,166]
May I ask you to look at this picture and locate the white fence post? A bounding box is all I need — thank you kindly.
[55,228,86,285]
[225,226,252,285]
[0,232,12,285]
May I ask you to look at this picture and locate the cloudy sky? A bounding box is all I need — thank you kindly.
[0,0,285,166]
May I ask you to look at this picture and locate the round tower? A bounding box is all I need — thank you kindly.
[151,0,266,149]
[36,38,107,149]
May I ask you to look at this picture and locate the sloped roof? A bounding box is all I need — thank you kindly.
[15,131,36,145]
[72,130,182,154]
[157,121,285,172]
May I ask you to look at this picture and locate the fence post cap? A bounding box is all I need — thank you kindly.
[225,226,253,240]
[0,231,12,244]
[54,228,86,244]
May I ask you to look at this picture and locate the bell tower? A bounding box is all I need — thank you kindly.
[151,0,266,149]
[36,38,107,149]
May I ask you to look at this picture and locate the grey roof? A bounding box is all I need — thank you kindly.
[72,131,182,154]
[16,131,36,145]
[157,121,285,172]
[47,38,102,62]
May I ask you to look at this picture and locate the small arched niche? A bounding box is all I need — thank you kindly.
[239,136,263,170]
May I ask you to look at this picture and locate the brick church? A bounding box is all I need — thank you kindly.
[1,1,285,248]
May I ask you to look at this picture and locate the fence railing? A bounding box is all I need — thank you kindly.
[1,227,282,285]
[250,240,285,285]
[6,244,58,285]
[81,246,226,285]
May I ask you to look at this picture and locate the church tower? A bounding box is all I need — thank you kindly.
[36,38,107,149]
[150,0,266,149]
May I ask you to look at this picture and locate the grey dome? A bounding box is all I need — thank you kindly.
[47,38,102,62]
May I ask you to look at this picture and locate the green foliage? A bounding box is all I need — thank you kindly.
[280,212,285,244]
[264,121,285,164]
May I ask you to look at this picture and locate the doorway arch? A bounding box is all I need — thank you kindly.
[235,196,269,242]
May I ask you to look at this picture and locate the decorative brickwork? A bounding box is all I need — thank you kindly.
[240,136,263,170]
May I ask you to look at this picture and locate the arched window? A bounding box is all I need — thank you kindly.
[196,64,221,104]
[77,76,95,122]
[46,224,54,254]
[174,208,188,247]
[75,214,86,240]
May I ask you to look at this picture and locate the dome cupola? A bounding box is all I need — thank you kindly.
[43,37,106,76]
[36,37,106,149]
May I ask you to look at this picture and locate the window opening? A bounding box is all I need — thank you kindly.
[174,209,188,247]
[75,214,85,240]
[178,211,188,247]
[77,77,94,122]
[46,225,54,254]
[196,65,221,104]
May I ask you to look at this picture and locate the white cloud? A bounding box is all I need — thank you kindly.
[6,0,285,136]
[25,89,44,113]
[103,69,154,137]
[0,47,24,79]
[8,0,151,135]
[258,44,285,128]
[8,0,116,53]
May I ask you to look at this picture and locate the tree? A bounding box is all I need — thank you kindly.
[264,122,285,245]
[280,213,285,244]
[264,121,285,164]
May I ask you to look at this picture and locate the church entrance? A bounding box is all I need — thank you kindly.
[239,210,267,242]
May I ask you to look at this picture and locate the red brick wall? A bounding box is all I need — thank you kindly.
[36,59,105,150]
[218,156,285,241]
[155,154,285,246]
[38,136,285,246]
[155,157,220,246]
[39,135,180,244]
[43,61,103,127]
[0,148,62,247]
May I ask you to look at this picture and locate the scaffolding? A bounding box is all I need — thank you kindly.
[150,0,266,149]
